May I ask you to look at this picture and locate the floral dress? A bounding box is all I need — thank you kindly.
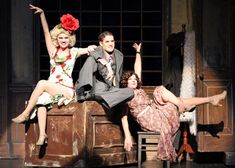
[127,86,180,162]
[30,47,79,119]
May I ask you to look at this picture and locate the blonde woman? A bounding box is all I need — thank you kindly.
[12,5,97,145]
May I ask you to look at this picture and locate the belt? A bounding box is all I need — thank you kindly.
[136,105,150,118]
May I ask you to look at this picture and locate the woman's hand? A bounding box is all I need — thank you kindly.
[29,4,44,14]
[133,43,142,53]
[97,58,114,81]
[124,136,133,151]
[97,58,108,65]
[87,45,97,53]
[106,64,114,81]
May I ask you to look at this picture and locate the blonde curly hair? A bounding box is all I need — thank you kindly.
[50,24,76,48]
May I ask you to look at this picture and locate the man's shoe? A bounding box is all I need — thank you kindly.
[77,95,86,102]
[77,92,94,102]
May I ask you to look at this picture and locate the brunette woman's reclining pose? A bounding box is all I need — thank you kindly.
[120,43,227,162]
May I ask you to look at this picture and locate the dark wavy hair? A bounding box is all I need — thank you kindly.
[120,71,142,89]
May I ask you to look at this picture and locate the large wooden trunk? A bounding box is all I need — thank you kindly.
[24,101,138,167]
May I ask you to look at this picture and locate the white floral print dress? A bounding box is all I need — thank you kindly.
[30,47,79,119]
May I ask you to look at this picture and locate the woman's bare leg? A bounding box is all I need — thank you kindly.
[181,91,227,110]
[37,106,47,136]
[159,86,227,113]
[12,80,74,123]
[159,86,186,112]
[36,106,48,145]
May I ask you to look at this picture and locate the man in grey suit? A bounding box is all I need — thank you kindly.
[75,31,134,109]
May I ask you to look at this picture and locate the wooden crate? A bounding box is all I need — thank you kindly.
[24,101,138,167]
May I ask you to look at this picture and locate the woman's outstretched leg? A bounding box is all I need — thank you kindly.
[181,91,227,111]
[155,86,227,113]
[12,80,48,123]
[12,80,74,123]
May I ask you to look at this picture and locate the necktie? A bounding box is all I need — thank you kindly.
[108,56,113,65]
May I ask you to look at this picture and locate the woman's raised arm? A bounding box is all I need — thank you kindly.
[133,43,142,81]
[29,4,55,56]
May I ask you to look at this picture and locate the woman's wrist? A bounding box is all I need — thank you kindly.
[125,133,132,139]
[39,10,44,15]
[87,47,91,55]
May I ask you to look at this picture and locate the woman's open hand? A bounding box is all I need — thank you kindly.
[133,43,142,53]
[87,45,97,53]
[29,4,44,14]
[124,136,133,151]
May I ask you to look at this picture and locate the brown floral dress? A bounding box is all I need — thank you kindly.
[127,86,180,162]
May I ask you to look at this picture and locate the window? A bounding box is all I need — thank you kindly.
[39,0,163,86]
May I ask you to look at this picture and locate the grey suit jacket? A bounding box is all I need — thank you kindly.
[75,46,134,109]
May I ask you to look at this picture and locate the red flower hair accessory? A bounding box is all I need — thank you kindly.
[60,14,79,33]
